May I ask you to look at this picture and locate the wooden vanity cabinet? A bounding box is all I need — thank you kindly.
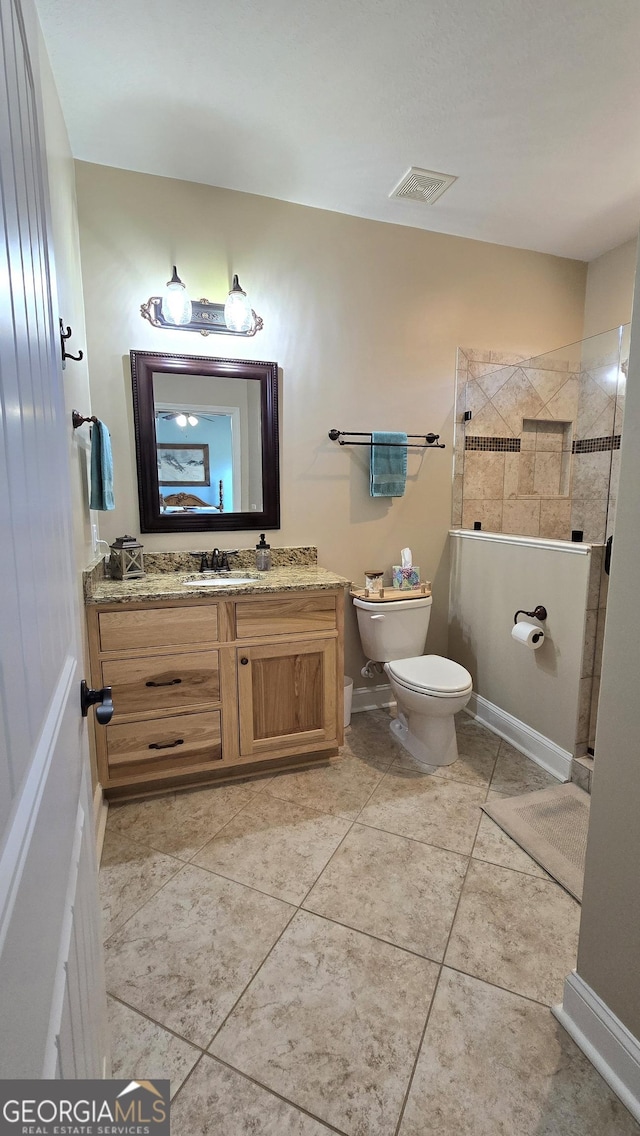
[86,587,344,799]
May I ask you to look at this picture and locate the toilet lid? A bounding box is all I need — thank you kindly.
[387,654,472,695]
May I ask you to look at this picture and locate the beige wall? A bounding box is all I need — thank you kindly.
[74,161,587,678]
[583,236,637,339]
[576,240,640,1039]
[448,532,591,754]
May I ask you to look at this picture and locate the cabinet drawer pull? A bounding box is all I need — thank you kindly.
[146,678,183,687]
[148,738,184,750]
[240,656,249,665]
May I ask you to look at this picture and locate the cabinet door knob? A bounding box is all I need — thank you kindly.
[240,656,249,665]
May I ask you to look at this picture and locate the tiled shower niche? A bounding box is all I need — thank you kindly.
[453,325,629,542]
[518,419,572,497]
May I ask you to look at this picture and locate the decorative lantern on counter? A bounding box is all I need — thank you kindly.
[109,535,145,580]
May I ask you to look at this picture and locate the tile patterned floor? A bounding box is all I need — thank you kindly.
[101,710,639,1136]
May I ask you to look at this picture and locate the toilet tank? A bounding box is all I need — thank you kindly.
[353,595,432,662]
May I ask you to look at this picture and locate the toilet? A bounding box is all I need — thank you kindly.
[353,594,472,768]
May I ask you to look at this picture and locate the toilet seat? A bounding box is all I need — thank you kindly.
[386,654,472,697]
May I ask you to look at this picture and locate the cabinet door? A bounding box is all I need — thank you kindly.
[238,638,337,757]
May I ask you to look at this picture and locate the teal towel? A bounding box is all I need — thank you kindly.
[370,431,407,497]
[89,420,115,510]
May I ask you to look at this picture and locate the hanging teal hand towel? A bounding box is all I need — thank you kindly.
[370,431,407,497]
[89,419,115,510]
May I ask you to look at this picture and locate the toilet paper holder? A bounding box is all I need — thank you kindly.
[514,605,547,625]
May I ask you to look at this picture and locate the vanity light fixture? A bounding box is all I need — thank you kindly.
[161,266,192,326]
[141,269,263,337]
[224,275,254,333]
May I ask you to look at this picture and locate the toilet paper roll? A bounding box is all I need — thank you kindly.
[512,621,545,649]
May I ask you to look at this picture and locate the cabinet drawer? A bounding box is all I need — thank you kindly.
[235,594,336,639]
[106,710,222,780]
[98,604,218,652]
[103,650,219,715]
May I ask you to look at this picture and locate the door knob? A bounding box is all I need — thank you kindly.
[240,657,249,665]
[605,534,613,576]
[80,680,113,725]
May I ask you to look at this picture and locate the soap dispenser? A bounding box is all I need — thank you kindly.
[256,533,272,571]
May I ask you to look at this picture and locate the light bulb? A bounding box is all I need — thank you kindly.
[175,413,187,428]
[161,266,192,326]
[187,415,198,426]
[224,274,254,333]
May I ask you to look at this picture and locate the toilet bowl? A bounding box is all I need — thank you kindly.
[385,655,472,768]
[353,595,473,768]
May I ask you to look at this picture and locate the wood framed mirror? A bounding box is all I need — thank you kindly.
[130,350,280,533]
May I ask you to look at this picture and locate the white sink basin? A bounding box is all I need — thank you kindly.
[182,576,259,587]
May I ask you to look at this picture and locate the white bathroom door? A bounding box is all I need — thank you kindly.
[0,0,108,1076]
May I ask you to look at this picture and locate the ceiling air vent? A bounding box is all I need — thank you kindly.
[389,166,457,205]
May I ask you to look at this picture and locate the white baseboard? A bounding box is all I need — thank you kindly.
[553,971,640,1123]
[352,682,395,714]
[466,691,570,781]
[93,782,108,863]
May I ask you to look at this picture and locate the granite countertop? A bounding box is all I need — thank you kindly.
[87,565,351,605]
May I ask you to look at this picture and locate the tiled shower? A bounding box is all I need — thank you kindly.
[452,326,629,770]
[453,326,628,542]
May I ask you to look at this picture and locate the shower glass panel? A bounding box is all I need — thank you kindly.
[453,326,628,542]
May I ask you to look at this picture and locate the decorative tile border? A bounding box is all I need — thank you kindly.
[464,434,622,455]
[572,436,621,454]
[465,436,521,452]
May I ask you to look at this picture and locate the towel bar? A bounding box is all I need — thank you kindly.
[328,429,445,449]
[72,410,98,429]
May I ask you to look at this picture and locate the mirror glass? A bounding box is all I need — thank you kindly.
[153,372,264,515]
[130,351,279,533]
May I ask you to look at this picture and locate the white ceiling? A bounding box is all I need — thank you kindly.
[36,0,640,260]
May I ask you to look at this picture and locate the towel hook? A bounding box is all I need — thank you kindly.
[513,605,547,625]
[60,319,84,364]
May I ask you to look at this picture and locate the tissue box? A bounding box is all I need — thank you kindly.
[392,565,420,589]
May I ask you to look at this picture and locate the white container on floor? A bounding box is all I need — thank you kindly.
[344,676,353,728]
